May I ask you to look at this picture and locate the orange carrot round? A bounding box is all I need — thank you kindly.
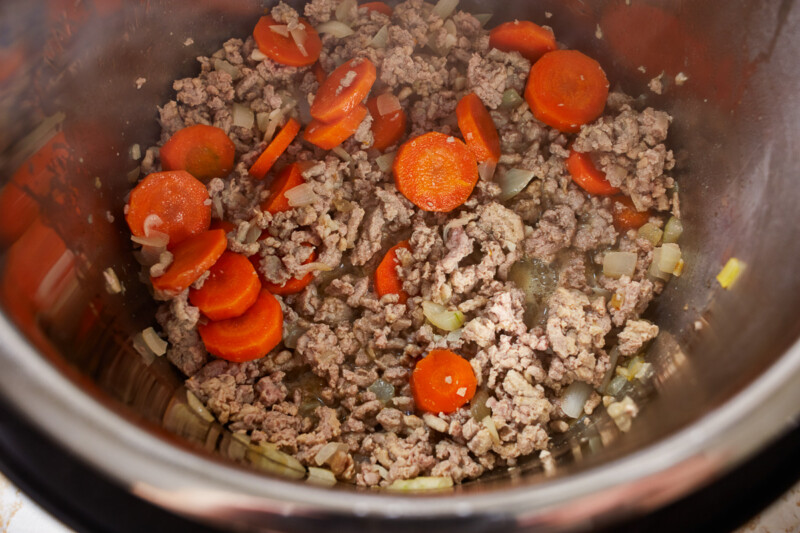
[150,229,227,296]
[125,170,211,248]
[374,240,410,304]
[393,132,479,212]
[253,15,321,67]
[611,195,650,231]
[310,57,376,123]
[312,62,327,85]
[199,289,284,363]
[456,92,501,163]
[411,349,477,414]
[189,251,261,320]
[525,49,609,133]
[566,149,620,196]
[260,162,305,214]
[366,95,407,151]
[489,20,557,63]
[160,124,235,182]
[249,118,301,180]
[304,104,368,150]
[263,246,317,295]
[361,1,392,16]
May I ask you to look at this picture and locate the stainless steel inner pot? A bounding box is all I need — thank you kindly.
[0,1,799,531]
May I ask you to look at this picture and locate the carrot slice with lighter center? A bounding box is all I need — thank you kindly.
[310,57,376,123]
[304,104,368,150]
[566,149,620,196]
[411,349,477,414]
[489,20,557,63]
[151,229,227,297]
[263,246,317,295]
[249,118,301,179]
[374,240,410,304]
[456,93,501,163]
[160,124,235,182]
[525,49,610,133]
[198,289,284,363]
[253,15,321,67]
[189,251,261,320]
[611,195,651,230]
[367,96,407,152]
[125,170,211,249]
[260,162,306,214]
[393,132,479,212]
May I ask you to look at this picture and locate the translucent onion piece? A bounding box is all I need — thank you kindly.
[369,25,389,48]
[307,467,337,486]
[470,389,491,421]
[500,89,524,109]
[290,27,309,57]
[376,93,401,116]
[481,415,501,445]
[232,103,255,129]
[131,232,169,248]
[285,183,318,207]
[605,374,627,396]
[103,267,123,294]
[602,251,637,279]
[662,216,683,243]
[561,381,593,418]
[473,13,492,26]
[477,160,497,182]
[132,333,156,365]
[497,168,535,201]
[129,143,142,161]
[375,152,396,172]
[331,146,352,162]
[453,76,467,91]
[314,442,349,466]
[186,390,215,422]
[142,327,167,356]
[316,20,355,38]
[250,48,268,62]
[387,476,453,491]
[368,379,395,404]
[648,248,671,281]
[658,243,681,273]
[432,0,459,19]
[263,109,285,142]
[213,58,241,80]
[422,301,464,331]
[717,257,745,289]
[637,222,663,246]
[335,0,357,24]
[269,24,290,37]
[247,444,306,479]
[256,112,269,132]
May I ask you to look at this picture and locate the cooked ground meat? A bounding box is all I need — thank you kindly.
[133,0,680,488]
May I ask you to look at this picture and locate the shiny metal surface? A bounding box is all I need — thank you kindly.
[0,0,799,531]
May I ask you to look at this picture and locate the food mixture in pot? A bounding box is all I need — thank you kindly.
[125,0,684,488]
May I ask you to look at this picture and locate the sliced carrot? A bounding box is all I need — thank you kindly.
[304,104,368,150]
[160,124,235,182]
[489,20,557,63]
[0,183,40,247]
[374,240,410,304]
[393,132,479,212]
[566,149,620,196]
[249,118,301,180]
[524,49,610,133]
[189,251,261,320]
[310,57,376,123]
[360,1,392,16]
[253,15,322,67]
[366,95,407,151]
[260,162,305,214]
[263,246,317,295]
[125,170,212,248]
[611,195,650,231]
[150,229,227,297]
[198,289,284,363]
[456,92,501,163]
[411,349,477,414]
[312,62,327,85]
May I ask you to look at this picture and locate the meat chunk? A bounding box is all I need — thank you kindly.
[617,319,659,356]
[524,205,577,262]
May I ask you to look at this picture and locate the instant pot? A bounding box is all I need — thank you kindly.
[0,0,799,531]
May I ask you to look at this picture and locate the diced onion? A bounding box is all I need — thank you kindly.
[648,248,671,281]
[314,442,349,466]
[561,381,593,418]
[432,0,459,19]
[637,222,663,246]
[258,442,306,472]
[250,48,268,62]
[103,267,123,294]
[605,374,627,396]
[307,467,337,486]
[186,390,215,422]
[256,112,269,132]
[132,333,156,365]
[375,93,401,116]
[332,146,352,162]
[285,183,318,207]
[132,232,169,248]
[290,28,309,57]
[658,243,681,273]
[481,415,501,445]
[370,25,389,48]
[662,216,683,243]
[473,13,492,26]
[470,389,490,421]
[368,379,395,403]
[129,143,142,161]
[717,257,745,289]
[422,301,464,331]
[602,251,637,279]
[263,109,285,142]
[232,103,255,129]
[316,20,355,38]
[335,0,357,24]
[247,444,306,479]
[453,76,467,91]
[142,327,167,356]
[500,89,524,109]
[478,160,497,182]
[270,24,289,37]
[387,476,453,491]
[375,152,396,172]
[497,168,535,201]
[213,58,241,80]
